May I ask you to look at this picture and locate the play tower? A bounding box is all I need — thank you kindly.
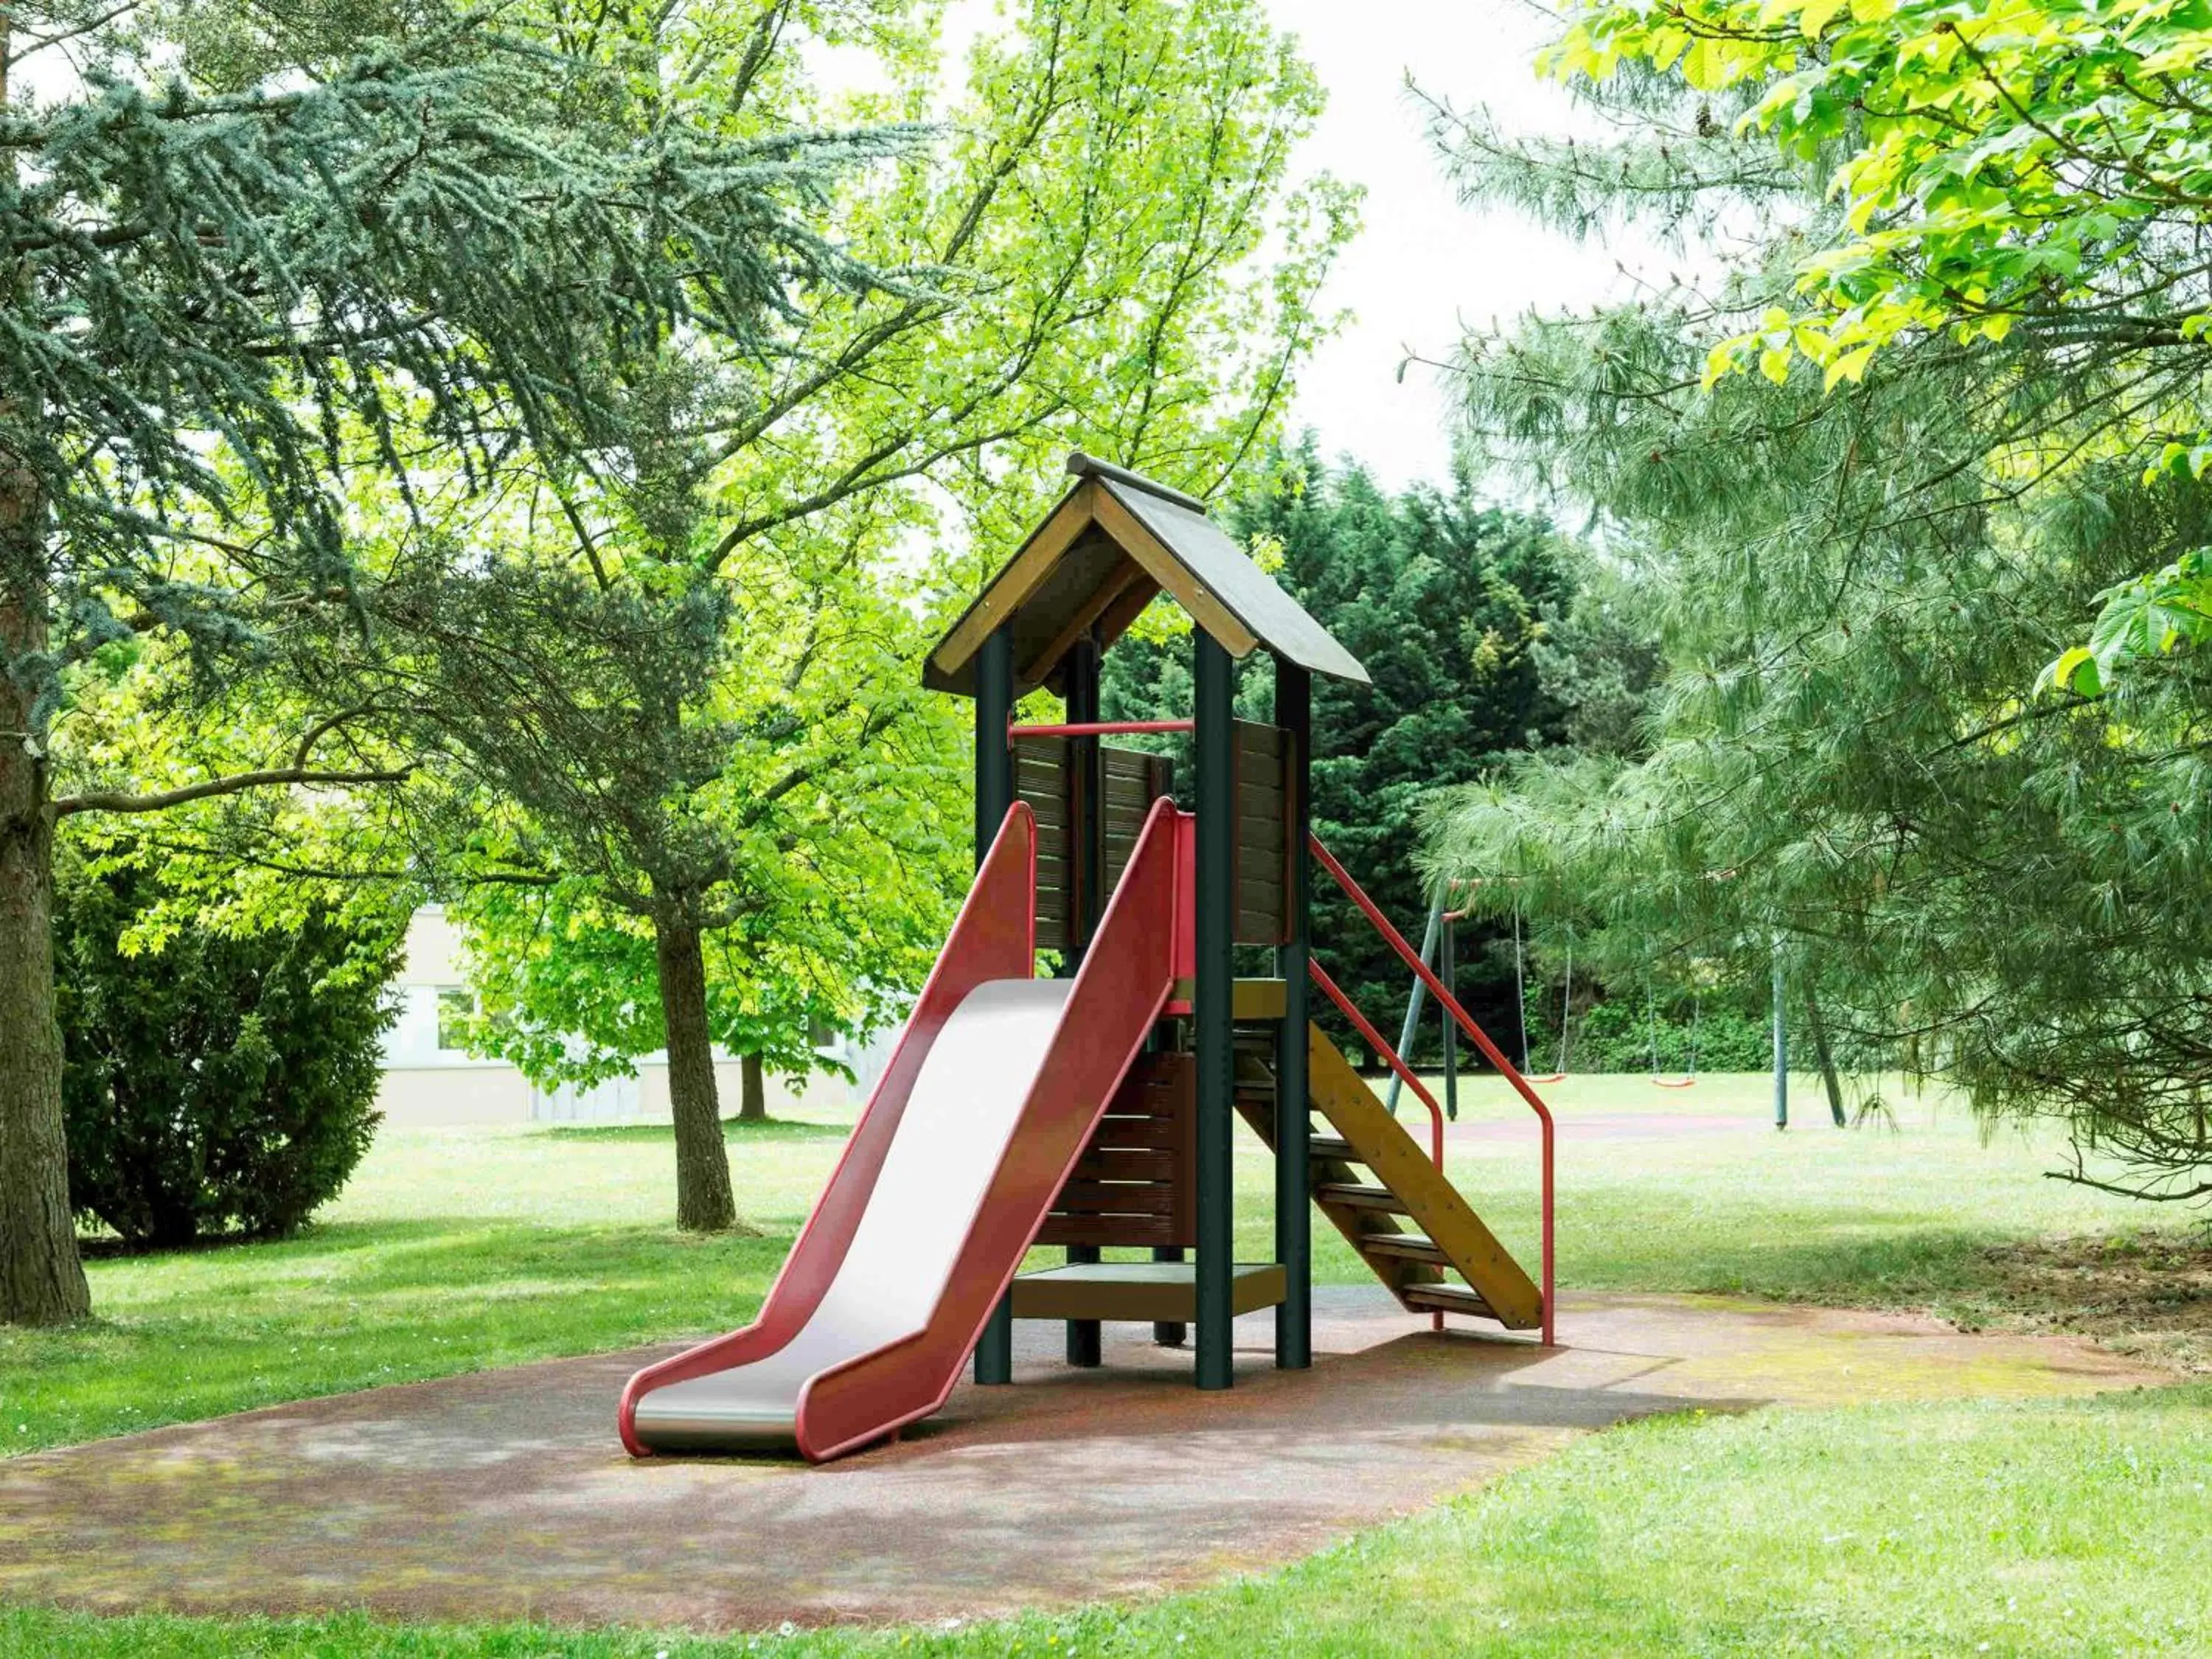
[619,454,1554,1458]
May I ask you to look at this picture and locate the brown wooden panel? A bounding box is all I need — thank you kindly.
[1236,778,1286,815]
[1239,874,1284,917]
[1239,813,1286,855]
[1035,872,1071,947]
[1017,749,1068,780]
[1049,1180,1178,1217]
[1100,746,1174,899]
[1091,1109,1180,1129]
[1067,1147,1181,1182]
[1034,1212,1183,1248]
[1088,1124,1180,1157]
[1228,719,1293,947]
[1102,785,1172,813]
[1103,746,1168,783]
[1102,788,1162,821]
[1040,1050,1195,1249]
[1235,718,1287,759]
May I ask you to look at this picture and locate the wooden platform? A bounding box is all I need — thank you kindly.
[1009,1262,1287,1322]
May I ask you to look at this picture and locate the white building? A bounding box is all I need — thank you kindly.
[376,907,888,1127]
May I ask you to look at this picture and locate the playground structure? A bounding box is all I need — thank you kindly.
[618,453,1555,1462]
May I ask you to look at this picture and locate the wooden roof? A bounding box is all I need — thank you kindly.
[925,453,1369,698]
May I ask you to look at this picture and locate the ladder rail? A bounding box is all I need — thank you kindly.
[1308,833,1557,1347]
[1301,962,1454,1333]
[1307,959,1444,1172]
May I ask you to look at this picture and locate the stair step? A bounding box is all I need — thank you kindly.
[1309,1135,1358,1164]
[1314,1182,1409,1215]
[1359,1233,1450,1266]
[1405,1284,1495,1318]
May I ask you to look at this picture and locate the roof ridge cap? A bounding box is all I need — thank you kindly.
[1064,450,1208,515]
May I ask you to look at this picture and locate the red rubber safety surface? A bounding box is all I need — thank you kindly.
[0,1288,2160,1634]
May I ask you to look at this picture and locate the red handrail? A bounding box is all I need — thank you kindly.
[1009,719,1194,742]
[1309,832,1557,1346]
[1307,959,1450,1333]
[1309,959,1445,1172]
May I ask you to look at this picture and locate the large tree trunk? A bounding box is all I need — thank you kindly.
[737,1050,767,1122]
[0,558,88,1325]
[653,914,735,1231]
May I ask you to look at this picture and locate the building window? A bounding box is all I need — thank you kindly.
[436,988,476,1051]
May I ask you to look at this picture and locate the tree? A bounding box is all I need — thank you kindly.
[0,4,901,1321]
[56,846,405,1249]
[1543,0,2212,672]
[1419,46,2212,1195]
[1102,441,1572,1051]
[303,0,1355,1231]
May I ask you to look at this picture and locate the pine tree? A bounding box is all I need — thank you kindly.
[0,4,901,1320]
[1419,60,2212,1195]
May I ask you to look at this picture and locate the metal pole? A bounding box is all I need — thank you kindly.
[1386,890,1445,1115]
[1193,633,1236,1391]
[973,626,1017,1384]
[1439,916,1458,1123]
[1062,634,1103,1369]
[1274,661,1312,1371]
[1771,940,1789,1133]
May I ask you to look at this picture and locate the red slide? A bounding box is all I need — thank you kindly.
[619,798,1183,1462]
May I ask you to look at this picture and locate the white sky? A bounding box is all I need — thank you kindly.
[1263,0,1627,492]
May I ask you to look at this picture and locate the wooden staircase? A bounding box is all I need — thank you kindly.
[1234,1022,1544,1330]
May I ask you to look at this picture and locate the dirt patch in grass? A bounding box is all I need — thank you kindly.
[1955,1232,2212,1373]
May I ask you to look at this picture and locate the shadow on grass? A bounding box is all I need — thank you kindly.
[77,1216,793,1296]
[535,1116,849,1144]
[1564,1223,2197,1335]
[310,1219,790,1298]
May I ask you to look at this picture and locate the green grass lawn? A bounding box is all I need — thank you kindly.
[4,1071,2205,1655]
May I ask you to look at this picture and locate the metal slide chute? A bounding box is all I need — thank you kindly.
[618,798,1182,1463]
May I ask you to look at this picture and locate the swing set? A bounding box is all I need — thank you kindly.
[1386,877,1700,1095]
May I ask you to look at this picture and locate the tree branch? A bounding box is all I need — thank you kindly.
[54,765,415,818]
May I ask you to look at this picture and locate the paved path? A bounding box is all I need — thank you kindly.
[0,1289,2160,1632]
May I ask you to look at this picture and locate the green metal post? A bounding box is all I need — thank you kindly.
[973,625,1017,1385]
[1273,660,1312,1370]
[1194,632,1236,1391]
[1385,890,1445,1119]
[1063,634,1103,1369]
[1771,940,1789,1133]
